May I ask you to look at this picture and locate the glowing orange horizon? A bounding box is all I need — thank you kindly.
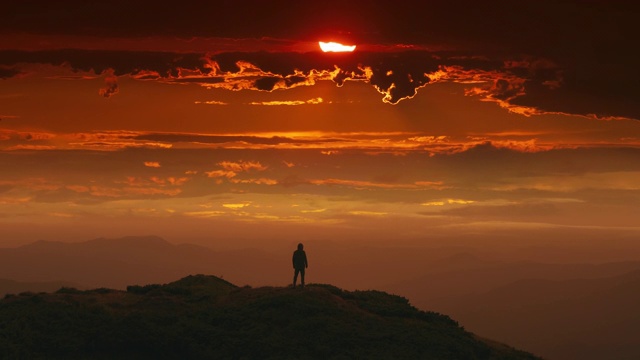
[319,41,356,52]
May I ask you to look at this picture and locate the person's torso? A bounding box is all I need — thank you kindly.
[293,250,306,267]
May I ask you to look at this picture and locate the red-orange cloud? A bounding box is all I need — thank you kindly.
[3,48,630,121]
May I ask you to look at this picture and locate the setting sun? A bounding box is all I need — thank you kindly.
[318,41,356,52]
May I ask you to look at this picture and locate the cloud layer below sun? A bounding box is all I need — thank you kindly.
[1,48,636,121]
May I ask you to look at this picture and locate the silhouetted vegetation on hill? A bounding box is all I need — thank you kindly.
[0,278,82,297]
[0,275,539,359]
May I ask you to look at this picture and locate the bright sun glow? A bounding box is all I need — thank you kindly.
[319,41,356,52]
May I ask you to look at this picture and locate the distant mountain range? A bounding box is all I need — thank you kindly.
[387,254,640,307]
[386,255,640,360]
[0,274,540,359]
[0,236,284,290]
[433,269,640,360]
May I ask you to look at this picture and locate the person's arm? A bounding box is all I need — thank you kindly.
[304,252,308,268]
[292,252,296,268]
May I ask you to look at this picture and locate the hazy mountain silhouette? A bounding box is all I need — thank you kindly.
[0,278,82,297]
[387,256,640,307]
[0,236,285,289]
[431,269,640,360]
[4,236,639,295]
[0,275,540,359]
[382,255,640,359]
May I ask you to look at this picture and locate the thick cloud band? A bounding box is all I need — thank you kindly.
[1,48,636,121]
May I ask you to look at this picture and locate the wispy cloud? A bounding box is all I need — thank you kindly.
[194,100,227,105]
[3,130,637,153]
[222,203,252,210]
[205,170,237,179]
[218,160,267,172]
[305,178,447,190]
[422,199,475,206]
[230,178,278,185]
[348,211,388,216]
[249,97,323,106]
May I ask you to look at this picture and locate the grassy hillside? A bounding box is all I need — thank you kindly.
[0,275,539,360]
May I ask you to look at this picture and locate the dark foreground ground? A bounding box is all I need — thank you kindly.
[0,275,539,359]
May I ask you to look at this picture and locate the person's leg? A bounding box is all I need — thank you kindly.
[300,268,305,287]
[293,269,299,287]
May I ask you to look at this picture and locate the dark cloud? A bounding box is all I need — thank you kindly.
[446,142,640,178]
[254,77,281,92]
[1,0,638,122]
[134,133,346,146]
[0,1,382,42]
[511,67,640,120]
[3,2,636,61]
[98,71,119,98]
[0,50,210,77]
[2,47,634,119]
[0,67,22,79]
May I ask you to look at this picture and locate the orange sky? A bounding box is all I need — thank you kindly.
[1,1,639,246]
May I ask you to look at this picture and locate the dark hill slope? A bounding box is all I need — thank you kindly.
[0,275,539,360]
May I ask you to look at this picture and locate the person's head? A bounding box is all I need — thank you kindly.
[297,243,303,250]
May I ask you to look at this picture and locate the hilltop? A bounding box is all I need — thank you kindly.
[0,275,539,359]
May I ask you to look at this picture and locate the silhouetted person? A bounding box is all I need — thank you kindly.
[292,243,308,288]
